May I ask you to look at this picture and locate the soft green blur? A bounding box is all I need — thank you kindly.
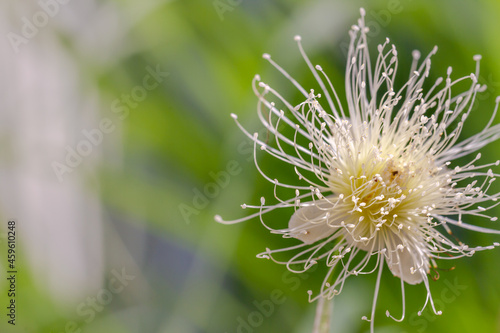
[1,0,500,332]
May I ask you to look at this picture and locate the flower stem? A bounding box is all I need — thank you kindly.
[312,296,333,333]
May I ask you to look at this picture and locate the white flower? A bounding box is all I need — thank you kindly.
[216,8,500,332]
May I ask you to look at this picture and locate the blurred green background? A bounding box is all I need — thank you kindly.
[1,0,500,332]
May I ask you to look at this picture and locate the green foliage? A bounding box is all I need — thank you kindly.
[10,0,500,332]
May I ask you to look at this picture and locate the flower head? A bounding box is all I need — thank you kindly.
[216,8,500,331]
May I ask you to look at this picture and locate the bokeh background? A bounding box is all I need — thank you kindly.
[1,0,500,332]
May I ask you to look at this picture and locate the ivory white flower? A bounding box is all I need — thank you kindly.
[216,8,500,331]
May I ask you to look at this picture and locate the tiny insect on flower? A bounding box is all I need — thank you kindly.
[216,8,500,332]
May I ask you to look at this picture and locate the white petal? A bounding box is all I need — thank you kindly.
[288,197,340,244]
[388,244,428,285]
[341,223,373,252]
